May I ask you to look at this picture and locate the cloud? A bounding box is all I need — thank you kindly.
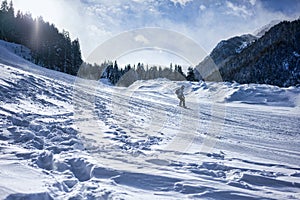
[169,0,192,6]
[134,35,150,45]
[225,1,252,18]
[249,0,256,6]
[199,4,206,11]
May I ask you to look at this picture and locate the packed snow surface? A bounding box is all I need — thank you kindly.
[0,41,300,199]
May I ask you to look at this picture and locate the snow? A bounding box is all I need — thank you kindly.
[215,40,227,50]
[0,40,300,199]
[294,51,300,57]
[0,40,32,61]
[235,41,249,53]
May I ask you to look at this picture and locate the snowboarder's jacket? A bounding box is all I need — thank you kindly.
[175,86,184,98]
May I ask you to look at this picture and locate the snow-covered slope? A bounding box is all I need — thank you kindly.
[0,40,32,61]
[0,41,300,199]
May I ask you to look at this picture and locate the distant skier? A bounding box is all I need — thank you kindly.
[175,85,186,108]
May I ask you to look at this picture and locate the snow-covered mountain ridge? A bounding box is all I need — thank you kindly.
[0,40,300,199]
[197,19,300,87]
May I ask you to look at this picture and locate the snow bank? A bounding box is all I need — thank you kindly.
[0,40,31,61]
[0,39,75,83]
[224,83,300,107]
[0,160,55,199]
[190,81,299,107]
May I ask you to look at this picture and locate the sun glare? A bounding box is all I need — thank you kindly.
[13,0,62,25]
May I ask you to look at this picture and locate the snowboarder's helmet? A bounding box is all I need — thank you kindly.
[181,85,185,88]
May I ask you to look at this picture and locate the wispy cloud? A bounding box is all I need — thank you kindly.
[225,1,253,18]
[169,0,192,6]
[199,4,206,11]
[249,0,256,6]
[134,35,150,45]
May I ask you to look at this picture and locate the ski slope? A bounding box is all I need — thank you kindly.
[0,40,300,199]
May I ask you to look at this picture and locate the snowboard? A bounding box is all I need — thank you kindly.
[177,105,192,110]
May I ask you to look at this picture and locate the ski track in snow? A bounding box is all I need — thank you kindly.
[0,41,300,199]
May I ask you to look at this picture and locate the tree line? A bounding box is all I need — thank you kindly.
[0,0,82,75]
[78,61,199,86]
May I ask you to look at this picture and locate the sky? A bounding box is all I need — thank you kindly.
[12,0,300,68]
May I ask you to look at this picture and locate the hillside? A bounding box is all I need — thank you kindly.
[196,19,300,87]
[0,0,82,75]
[1,39,300,199]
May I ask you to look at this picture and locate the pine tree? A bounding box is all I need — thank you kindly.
[8,0,13,16]
[70,39,83,75]
[186,67,198,81]
[136,62,145,79]
[0,0,8,11]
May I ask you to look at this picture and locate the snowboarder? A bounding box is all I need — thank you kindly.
[175,85,186,108]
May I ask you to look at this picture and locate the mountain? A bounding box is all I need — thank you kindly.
[196,19,300,87]
[254,20,281,38]
[207,34,257,66]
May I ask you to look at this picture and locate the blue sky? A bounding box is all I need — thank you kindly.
[12,0,300,67]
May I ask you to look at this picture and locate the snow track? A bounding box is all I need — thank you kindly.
[0,43,300,199]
